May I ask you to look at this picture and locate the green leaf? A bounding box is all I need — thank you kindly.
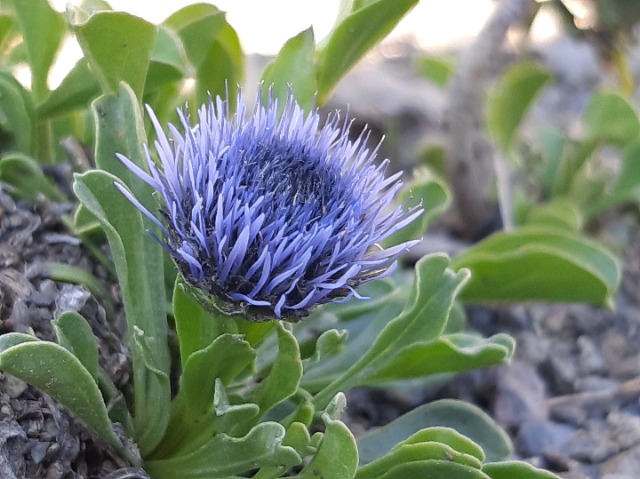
[299,398,358,479]
[583,91,640,146]
[250,323,303,419]
[163,4,226,68]
[179,334,255,417]
[382,168,450,248]
[483,461,560,479]
[37,60,101,118]
[312,254,469,408]
[145,26,190,94]
[261,27,316,111]
[0,333,123,451]
[396,427,485,463]
[144,422,301,479]
[522,198,583,232]
[357,399,512,464]
[11,0,65,100]
[0,153,65,202]
[73,11,157,98]
[587,136,640,215]
[0,71,35,155]
[451,227,620,307]
[316,0,418,104]
[53,311,100,381]
[357,443,482,478]
[172,276,238,365]
[164,4,243,106]
[371,460,490,479]
[195,21,244,106]
[302,328,348,370]
[418,56,455,87]
[365,333,515,383]
[486,62,552,153]
[73,170,170,455]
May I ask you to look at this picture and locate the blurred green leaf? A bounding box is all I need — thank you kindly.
[371,461,490,478]
[11,0,65,100]
[486,62,552,153]
[584,91,640,146]
[418,56,455,87]
[451,227,620,307]
[261,27,316,111]
[316,0,418,104]
[0,153,65,202]
[73,11,157,98]
[382,168,450,247]
[73,169,170,455]
[366,333,515,383]
[0,333,123,451]
[38,60,101,118]
[522,198,583,231]
[0,71,35,155]
[587,136,640,215]
[484,461,560,479]
[357,399,512,464]
[145,422,301,479]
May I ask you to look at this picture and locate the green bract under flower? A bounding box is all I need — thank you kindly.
[116,90,421,321]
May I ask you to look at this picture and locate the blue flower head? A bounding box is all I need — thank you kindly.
[116,90,422,321]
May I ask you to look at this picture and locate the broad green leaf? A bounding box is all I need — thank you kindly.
[382,168,450,247]
[178,334,255,417]
[299,402,358,479]
[0,14,15,53]
[451,227,620,307]
[145,26,190,94]
[583,91,640,146]
[313,254,469,409]
[357,399,511,464]
[357,442,481,478]
[172,276,238,364]
[418,55,455,87]
[163,4,226,68]
[164,4,243,107]
[11,0,65,100]
[144,422,301,479]
[365,333,514,383]
[53,311,100,380]
[486,62,552,153]
[0,333,123,451]
[483,461,560,479]
[0,153,65,202]
[73,170,170,455]
[194,21,244,107]
[73,11,157,98]
[397,427,485,463]
[249,323,303,419]
[522,198,583,232]
[316,0,418,104]
[320,278,397,321]
[0,71,35,155]
[302,328,348,370]
[373,460,490,479]
[37,59,101,118]
[261,27,316,111]
[154,335,255,458]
